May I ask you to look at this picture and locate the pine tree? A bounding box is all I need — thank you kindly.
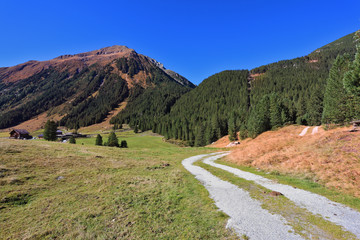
[194,124,205,147]
[44,120,57,141]
[247,95,271,138]
[69,136,76,144]
[343,32,360,119]
[108,132,119,147]
[228,114,237,141]
[269,94,282,129]
[308,87,324,126]
[95,134,103,146]
[296,96,307,125]
[134,125,138,133]
[239,124,247,140]
[322,55,352,124]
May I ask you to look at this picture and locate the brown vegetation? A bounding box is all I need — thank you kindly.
[225,125,360,197]
[0,46,134,83]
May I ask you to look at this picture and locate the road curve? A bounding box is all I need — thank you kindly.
[182,153,302,240]
[203,156,360,239]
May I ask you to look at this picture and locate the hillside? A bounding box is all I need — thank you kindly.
[151,31,358,146]
[0,46,194,130]
[223,125,360,198]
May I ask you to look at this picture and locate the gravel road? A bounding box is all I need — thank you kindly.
[182,153,303,240]
[311,126,319,134]
[204,154,360,239]
[299,126,310,136]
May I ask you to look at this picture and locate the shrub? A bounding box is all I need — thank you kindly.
[120,140,128,148]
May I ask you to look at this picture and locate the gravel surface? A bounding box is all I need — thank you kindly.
[299,126,310,136]
[182,153,303,240]
[204,155,360,239]
[311,126,319,135]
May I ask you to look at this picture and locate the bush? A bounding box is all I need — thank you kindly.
[95,134,102,146]
[69,136,76,144]
[120,140,128,148]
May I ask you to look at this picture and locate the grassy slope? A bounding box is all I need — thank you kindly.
[226,125,360,200]
[0,134,237,239]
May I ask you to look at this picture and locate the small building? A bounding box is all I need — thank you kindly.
[56,130,63,137]
[9,129,32,139]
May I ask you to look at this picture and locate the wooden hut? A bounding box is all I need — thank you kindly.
[9,129,32,139]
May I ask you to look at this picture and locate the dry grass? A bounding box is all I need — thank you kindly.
[226,125,360,197]
[0,137,235,239]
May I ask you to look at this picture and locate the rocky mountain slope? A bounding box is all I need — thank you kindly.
[0,46,194,129]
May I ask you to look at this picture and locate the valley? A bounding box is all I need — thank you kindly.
[1,28,360,239]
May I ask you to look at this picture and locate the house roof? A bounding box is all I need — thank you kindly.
[12,129,30,135]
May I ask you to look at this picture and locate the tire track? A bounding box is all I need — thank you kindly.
[203,154,360,239]
[182,153,302,240]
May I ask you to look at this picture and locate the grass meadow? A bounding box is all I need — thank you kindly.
[0,133,237,239]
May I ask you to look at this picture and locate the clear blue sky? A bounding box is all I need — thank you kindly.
[0,0,359,85]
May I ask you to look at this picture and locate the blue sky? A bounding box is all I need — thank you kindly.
[0,0,359,85]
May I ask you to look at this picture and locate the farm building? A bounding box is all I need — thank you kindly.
[9,129,32,139]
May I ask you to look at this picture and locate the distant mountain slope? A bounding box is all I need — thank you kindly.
[0,46,194,129]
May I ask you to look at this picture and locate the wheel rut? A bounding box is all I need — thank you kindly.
[183,152,360,239]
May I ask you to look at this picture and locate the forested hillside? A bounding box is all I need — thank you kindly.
[0,46,194,129]
[142,31,358,146]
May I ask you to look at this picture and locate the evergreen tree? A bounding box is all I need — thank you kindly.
[269,94,282,129]
[343,32,360,119]
[281,107,291,125]
[307,87,324,126]
[108,132,119,147]
[322,55,352,124]
[247,95,271,138]
[134,125,138,133]
[95,134,103,146]
[296,96,308,125]
[228,114,237,141]
[239,124,247,140]
[69,136,76,144]
[44,120,57,141]
[194,124,205,147]
[120,140,128,148]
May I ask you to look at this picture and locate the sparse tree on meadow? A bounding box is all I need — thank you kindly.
[108,132,119,147]
[44,120,57,141]
[95,134,103,146]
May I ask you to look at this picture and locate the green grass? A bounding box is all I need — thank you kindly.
[195,160,357,240]
[0,136,237,239]
[217,159,360,212]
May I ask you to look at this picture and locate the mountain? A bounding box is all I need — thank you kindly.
[148,31,358,145]
[0,46,195,129]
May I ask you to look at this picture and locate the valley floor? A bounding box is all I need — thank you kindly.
[1,126,360,239]
[0,135,236,239]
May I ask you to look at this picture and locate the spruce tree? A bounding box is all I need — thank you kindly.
[108,132,119,147]
[69,136,76,144]
[239,124,247,140]
[322,55,351,124]
[44,120,57,141]
[343,32,360,119]
[194,124,205,147]
[95,134,103,146]
[307,87,323,126]
[228,114,237,141]
[269,94,282,129]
